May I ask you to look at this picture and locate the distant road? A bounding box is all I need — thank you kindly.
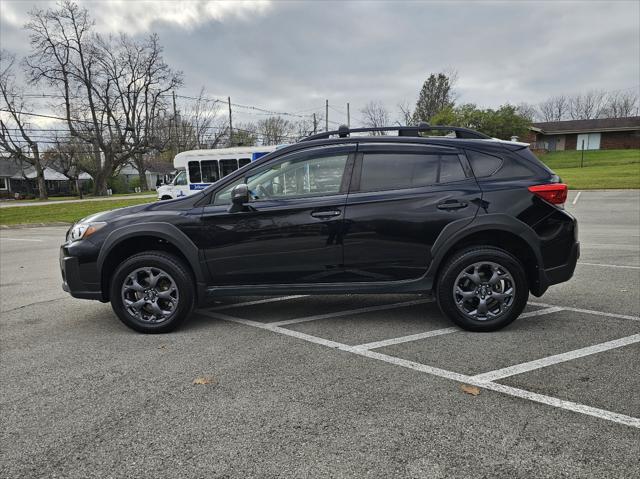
[0,194,156,208]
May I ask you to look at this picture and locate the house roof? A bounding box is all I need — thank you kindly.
[531,116,640,135]
[0,158,92,180]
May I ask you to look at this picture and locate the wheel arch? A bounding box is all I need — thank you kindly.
[97,223,206,301]
[428,214,545,295]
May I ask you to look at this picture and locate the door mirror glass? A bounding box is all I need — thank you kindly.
[231,183,250,205]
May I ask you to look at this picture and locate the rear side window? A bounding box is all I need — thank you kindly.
[359,153,465,192]
[465,150,503,177]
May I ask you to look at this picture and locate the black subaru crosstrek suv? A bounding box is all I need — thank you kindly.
[60,124,579,333]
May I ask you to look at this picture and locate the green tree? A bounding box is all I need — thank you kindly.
[412,73,455,123]
[431,103,530,140]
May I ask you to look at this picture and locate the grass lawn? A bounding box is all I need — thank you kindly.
[536,149,640,189]
[8,191,156,203]
[0,197,155,226]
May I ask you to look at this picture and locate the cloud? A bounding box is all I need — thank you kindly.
[1,0,638,126]
[0,0,272,32]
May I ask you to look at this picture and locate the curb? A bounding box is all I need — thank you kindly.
[1,222,72,229]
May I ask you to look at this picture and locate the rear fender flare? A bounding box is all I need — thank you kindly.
[426,214,544,287]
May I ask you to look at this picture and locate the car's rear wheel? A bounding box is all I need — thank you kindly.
[110,251,195,333]
[436,247,528,332]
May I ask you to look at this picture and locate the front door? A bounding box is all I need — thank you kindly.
[198,145,356,285]
[342,143,481,282]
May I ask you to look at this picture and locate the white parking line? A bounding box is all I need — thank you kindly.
[351,327,459,351]
[196,308,640,429]
[572,191,581,205]
[528,301,640,322]
[472,333,640,383]
[578,262,640,270]
[268,298,434,327]
[519,306,564,319]
[0,237,44,242]
[208,295,308,311]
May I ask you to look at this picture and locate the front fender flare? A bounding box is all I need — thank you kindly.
[97,222,206,284]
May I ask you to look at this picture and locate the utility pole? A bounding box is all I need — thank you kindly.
[172,90,178,156]
[325,99,329,132]
[346,102,350,128]
[313,113,317,134]
[228,97,233,145]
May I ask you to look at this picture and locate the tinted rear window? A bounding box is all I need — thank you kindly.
[465,150,503,177]
[466,149,540,179]
[359,153,466,192]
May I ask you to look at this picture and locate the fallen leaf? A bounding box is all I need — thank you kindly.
[460,384,481,396]
[193,376,217,385]
[157,344,166,350]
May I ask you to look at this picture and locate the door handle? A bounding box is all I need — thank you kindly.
[437,200,468,210]
[311,210,342,218]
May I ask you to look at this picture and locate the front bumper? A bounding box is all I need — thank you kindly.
[60,244,103,301]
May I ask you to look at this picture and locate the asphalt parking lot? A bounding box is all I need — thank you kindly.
[1,190,639,478]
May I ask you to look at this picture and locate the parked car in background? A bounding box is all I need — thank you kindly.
[61,123,578,333]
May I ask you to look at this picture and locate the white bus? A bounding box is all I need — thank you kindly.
[156,146,278,200]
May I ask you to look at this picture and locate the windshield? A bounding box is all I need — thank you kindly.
[173,170,187,186]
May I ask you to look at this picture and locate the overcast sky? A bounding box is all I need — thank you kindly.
[1,0,639,126]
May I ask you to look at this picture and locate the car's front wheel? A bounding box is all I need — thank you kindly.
[110,251,195,333]
[436,247,528,332]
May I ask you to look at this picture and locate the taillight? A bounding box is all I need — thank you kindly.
[528,183,568,205]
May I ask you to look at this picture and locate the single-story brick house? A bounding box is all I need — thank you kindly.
[526,116,640,151]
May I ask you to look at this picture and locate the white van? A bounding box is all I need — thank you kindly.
[156,146,278,200]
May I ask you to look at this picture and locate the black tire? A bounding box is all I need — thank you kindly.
[110,251,195,333]
[436,246,528,332]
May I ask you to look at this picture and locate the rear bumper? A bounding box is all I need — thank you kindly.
[534,241,580,296]
[60,246,104,301]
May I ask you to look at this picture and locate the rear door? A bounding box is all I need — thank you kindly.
[198,144,356,285]
[341,143,481,281]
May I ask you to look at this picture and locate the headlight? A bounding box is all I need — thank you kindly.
[67,222,107,242]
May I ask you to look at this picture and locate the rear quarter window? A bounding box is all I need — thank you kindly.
[466,149,538,179]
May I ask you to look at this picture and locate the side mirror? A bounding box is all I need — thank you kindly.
[231,183,250,206]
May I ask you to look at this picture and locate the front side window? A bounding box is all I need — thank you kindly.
[246,153,348,200]
[359,153,465,192]
[212,152,349,206]
[188,161,202,183]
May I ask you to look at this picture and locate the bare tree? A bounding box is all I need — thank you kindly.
[516,102,538,122]
[0,50,48,199]
[397,101,413,125]
[44,135,88,198]
[538,95,568,122]
[228,122,258,147]
[360,101,390,133]
[568,90,606,120]
[602,90,638,118]
[26,1,181,194]
[94,33,181,190]
[183,88,228,149]
[257,116,292,145]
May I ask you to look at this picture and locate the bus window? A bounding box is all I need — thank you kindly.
[188,161,202,183]
[220,159,239,177]
[201,160,220,183]
[239,158,251,168]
